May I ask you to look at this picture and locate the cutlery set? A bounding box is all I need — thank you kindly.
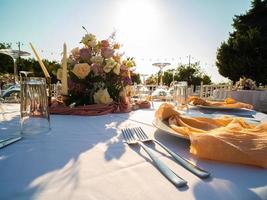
[122,127,210,187]
[1,127,210,188]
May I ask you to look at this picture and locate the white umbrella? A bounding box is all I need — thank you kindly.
[0,49,30,83]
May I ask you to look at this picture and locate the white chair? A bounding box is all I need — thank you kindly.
[200,82,233,100]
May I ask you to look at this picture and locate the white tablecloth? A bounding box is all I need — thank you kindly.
[1,103,267,200]
[231,90,267,112]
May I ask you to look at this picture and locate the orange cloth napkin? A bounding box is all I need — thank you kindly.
[188,96,253,109]
[155,103,267,168]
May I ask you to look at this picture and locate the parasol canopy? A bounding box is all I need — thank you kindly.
[0,49,30,59]
[0,49,31,83]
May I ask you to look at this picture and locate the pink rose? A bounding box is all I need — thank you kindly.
[79,48,92,62]
[91,63,103,75]
[101,40,110,48]
[101,47,114,58]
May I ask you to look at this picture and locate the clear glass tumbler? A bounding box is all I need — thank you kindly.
[174,81,188,111]
[20,77,50,135]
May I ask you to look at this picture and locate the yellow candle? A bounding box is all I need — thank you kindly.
[61,43,68,95]
[29,43,50,78]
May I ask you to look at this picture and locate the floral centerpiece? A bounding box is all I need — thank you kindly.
[234,76,257,90]
[57,32,135,107]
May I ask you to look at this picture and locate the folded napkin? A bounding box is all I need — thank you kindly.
[155,103,267,168]
[132,100,151,110]
[188,96,253,109]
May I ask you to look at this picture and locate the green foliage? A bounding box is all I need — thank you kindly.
[18,58,61,83]
[0,43,11,49]
[105,73,124,102]
[202,75,212,84]
[0,42,61,83]
[0,43,13,74]
[0,43,61,82]
[163,63,212,86]
[145,75,157,85]
[162,69,175,86]
[144,63,211,86]
[131,72,141,84]
[216,0,267,84]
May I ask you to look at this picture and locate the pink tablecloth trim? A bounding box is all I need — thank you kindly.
[49,99,150,116]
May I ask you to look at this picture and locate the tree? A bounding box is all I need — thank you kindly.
[130,72,141,84]
[0,43,14,74]
[19,58,61,83]
[162,62,211,86]
[162,69,175,86]
[216,0,267,84]
[145,75,157,85]
[0,41,61,83]
[0,43,60,83]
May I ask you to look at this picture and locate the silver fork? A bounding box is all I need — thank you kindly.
[122,128,187,187]
[132,127,210,179]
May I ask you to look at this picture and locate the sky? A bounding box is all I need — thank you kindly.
[0,0,252,83]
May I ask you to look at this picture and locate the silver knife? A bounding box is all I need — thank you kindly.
[0,136,22,149]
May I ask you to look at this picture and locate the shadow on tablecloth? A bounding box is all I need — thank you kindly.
[0,113,130,199]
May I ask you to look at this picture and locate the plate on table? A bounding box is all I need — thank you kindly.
[189,103,255,112]
[152,118,189,140]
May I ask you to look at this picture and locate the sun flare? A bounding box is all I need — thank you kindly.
[115,0,161,44]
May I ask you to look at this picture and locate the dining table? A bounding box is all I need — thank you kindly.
[1,102,267,200]
[231,90,267,113]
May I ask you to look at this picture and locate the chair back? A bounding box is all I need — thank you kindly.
[200,82,233,100]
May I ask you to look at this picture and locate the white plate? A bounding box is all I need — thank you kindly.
[152,118,189,140]
[189,103,254,112]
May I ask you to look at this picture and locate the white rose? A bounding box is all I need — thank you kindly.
[93,88,113,104]
[103,58,117,73]
[88,40,98,47]
[81,33,97,47]
[72,63,91,79]
[91,56,104,65]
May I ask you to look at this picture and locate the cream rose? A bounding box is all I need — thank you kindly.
[72,63,91,79]
[93,88,113,104]
[113,63,120,75]
[71,47,80,60]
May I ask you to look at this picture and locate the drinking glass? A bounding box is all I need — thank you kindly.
[173,81,189,111]
[20,77,50,135]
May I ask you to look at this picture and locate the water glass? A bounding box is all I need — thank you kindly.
[173,81,188,111]
[20,77,50,135]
